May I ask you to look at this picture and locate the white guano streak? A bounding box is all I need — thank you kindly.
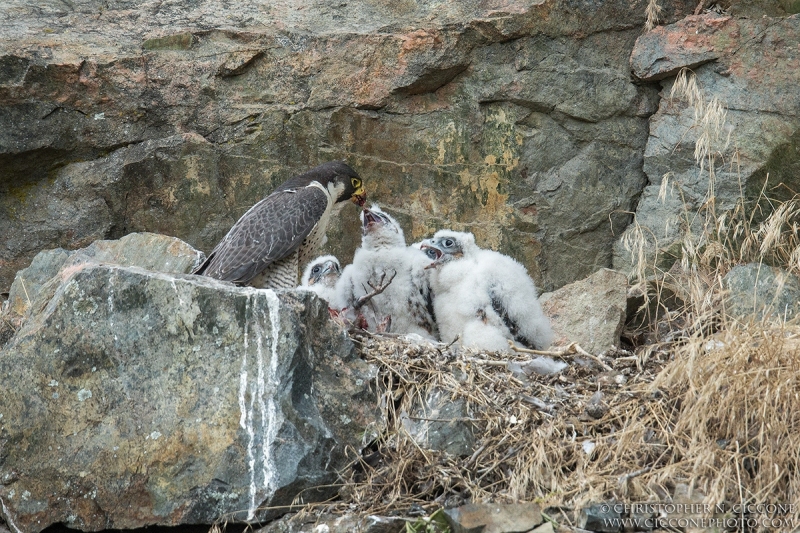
[238,296,257,519]
[238,289,282,521]
[261,290,282,500]
[0,497,23,533]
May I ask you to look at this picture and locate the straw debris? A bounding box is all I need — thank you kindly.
[330,333,672,514]
[645,0,662,31]
[316,307,800,530]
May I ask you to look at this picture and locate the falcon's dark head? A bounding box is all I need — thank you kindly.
[322,161,366,206]
[280,160,366,206]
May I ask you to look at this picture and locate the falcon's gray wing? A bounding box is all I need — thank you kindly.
[194,186,329,285]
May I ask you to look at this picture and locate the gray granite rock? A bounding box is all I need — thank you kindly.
[615,14,800,274]
[256,513,406,533]
[2,232,204,330]
[0,263,381,533]
[0,0,698,295]
[401,387,476,457]
[443,502,543,533]
[723,264,800,321]
[540,268,628,354]
[578,504,622,532]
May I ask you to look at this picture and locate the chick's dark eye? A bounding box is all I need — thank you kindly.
[312,266,320,274]
[444,239,454,247]
[425,249,438,259]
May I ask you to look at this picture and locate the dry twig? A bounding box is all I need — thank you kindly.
[508,340,615,372]
[353,270,397,310]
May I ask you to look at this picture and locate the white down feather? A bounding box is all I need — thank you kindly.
[336,205,437,339]
[299,255,341,304]
[425,230,553,352]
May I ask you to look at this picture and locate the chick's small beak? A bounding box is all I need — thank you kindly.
[419,244,442,258]
[419,244,443,269]
[322,262,340,277]
[362,208,382,228]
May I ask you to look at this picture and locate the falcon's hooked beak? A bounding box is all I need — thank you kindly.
[351,187,367,207]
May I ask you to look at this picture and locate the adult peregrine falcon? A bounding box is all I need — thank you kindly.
[193,161,366,289]
[421,230,553,352]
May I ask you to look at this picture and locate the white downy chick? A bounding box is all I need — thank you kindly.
[421,230,553,352]
[336,205,437,339]
[300,255,341,304]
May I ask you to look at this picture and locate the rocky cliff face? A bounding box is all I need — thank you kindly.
[0,234,381,533]
[3,3,800,532]
[1,0,704,296]
[614,12,800,272]
[0,230,634,533]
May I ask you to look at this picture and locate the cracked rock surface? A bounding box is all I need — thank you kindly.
[0,0,699,294]
[614,13,800,272]
[0,237,380,533]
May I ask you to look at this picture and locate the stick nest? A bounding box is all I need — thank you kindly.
[314,320,800,527]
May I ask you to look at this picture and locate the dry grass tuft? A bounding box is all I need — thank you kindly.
[321,314,800,530]
[335,334,671,515]
[739,199,800,274]
[668,69,732,221]
[645,0,662,31]
[320,306,800,530]
[652,322,800,511]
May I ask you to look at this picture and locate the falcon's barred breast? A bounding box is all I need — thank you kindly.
[193,161,365,289]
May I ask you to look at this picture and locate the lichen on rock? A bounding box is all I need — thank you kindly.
[0,237,381,533]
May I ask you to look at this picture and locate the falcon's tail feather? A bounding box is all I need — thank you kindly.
[191,252,215,276]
